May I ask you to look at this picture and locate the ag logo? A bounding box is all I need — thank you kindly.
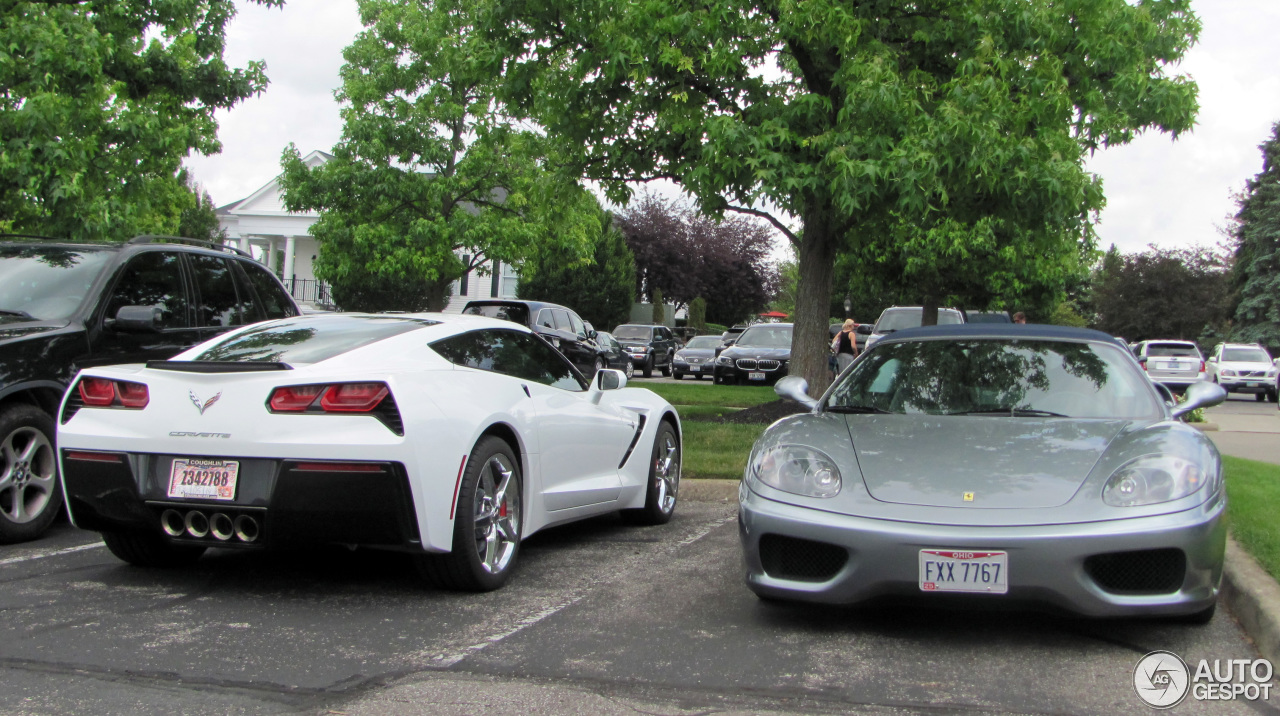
[1134,650,1190,709]
[189,390,222,415]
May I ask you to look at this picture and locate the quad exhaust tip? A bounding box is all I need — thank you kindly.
[161,509,259,543]
[160,509,185,537]
[184,510,209,538]
[234,514,260,543]
[209,513,234,541]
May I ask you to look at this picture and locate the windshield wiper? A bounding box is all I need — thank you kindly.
[957,408,1068,418]
[0,309,34,319]
[826,405,891,414]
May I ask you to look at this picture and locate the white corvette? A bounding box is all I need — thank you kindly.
[57,313,681,591]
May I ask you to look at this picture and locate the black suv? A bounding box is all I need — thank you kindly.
[0,236,300,543]
[461,299,600,377]
[612,324,679,378]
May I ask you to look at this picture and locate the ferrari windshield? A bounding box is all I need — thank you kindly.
[736,325,792,348]
[827,338,1160,419]
[0,246,113,322]
[193,315,437,364]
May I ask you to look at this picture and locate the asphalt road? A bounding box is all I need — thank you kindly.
[2,501,1274,716]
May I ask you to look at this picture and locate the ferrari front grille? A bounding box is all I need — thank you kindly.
[759,534,848,582]
[1085,548,1186,595]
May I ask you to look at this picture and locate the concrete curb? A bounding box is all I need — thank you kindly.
[1190,422,1220,432]
[1223,537,1280,664]
[681,478,740,502]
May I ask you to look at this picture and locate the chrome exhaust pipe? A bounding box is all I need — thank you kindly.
[233,515,259,543]
[184,510,209,538]
[160,509,185,537]
[209,513,234,541]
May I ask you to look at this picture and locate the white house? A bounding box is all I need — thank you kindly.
[216,149,519,311]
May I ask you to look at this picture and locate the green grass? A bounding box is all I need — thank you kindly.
[644,382,777,408]
[675,404,743,420]
[681,421,767,479]
[1225,455,1280,579]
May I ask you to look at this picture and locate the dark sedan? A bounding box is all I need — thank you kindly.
[592,331,635,379]
[673,335,723,380]
[714,323,793,385]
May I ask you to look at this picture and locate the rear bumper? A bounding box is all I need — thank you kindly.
[1217,378,1273,394]
[61,450,421,550]
[739,485,1226,617]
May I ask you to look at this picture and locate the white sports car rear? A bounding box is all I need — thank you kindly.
[57,313,681,591]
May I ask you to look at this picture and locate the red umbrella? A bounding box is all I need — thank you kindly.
[757,311,789,318]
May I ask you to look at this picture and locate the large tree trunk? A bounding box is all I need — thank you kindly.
[793,207,839,397]
[425,278,453,312]
[921,297,939,327]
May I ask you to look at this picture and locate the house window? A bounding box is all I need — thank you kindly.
[500,262,518,298]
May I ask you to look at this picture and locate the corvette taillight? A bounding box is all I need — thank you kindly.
[268,382,391,414]
[76,378,149,409]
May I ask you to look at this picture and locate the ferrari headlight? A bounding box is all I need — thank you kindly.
[1102,455,1213,507]
[751,445,841,498]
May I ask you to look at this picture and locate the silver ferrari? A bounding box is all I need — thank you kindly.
[738,324,1228,620]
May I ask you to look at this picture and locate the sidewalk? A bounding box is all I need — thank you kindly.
[1206,410,1280,466]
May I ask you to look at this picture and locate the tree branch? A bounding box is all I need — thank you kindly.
[726,204,798,245]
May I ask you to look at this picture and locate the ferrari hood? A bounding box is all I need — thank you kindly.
[847,415,1128,509]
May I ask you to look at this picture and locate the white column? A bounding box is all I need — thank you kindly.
[284,235,297,282]
[267,238,278,272]
[239,234,251,255]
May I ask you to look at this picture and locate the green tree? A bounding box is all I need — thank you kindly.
[688,297,707,333]
[1230,122,1280,350]
[1,0,281,241]
[518,210,637,331]
[279,0,598,312]
[651,287,666,327]
[463,0,1199,392]
[1091,245,1232,343]
[177,173,227,244]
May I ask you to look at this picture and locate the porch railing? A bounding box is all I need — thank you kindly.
[283,278,335,309]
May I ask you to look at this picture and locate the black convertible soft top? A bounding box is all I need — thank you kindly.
[881,323,1123,345]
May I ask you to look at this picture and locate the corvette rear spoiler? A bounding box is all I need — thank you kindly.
[145,360,293,373]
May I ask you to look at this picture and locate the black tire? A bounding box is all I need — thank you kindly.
[695,374,704,380]
[0,404,61,544]
[1269,390,1278,404]
[643,357,654,378]
[673,372,683,380]
[416,436,522,591]
[102,531,206,567]
[1256,392,1266,402]
[621,421,679,526]
[660,361,671,377]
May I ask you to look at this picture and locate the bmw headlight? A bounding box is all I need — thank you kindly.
[1102,455,1215,507]
[717,355,733,366]
[751,445,841,498]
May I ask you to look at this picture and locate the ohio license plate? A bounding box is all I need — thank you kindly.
[919,549,1008,594]
[168,458,239,501]
[749,372,766,380]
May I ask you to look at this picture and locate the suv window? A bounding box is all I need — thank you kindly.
[0,246,115,323]
[1147,343,1200,358]
[551,309,573,332]
[612,325,652,341]
[567,311,585,338]
[238,260,297,320]
[536,309,556,331]
[432,329,585,391]
[462,303,530,325]
[190,254,243,328]
[104,252,189,329]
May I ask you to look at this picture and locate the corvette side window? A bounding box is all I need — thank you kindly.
[432,330,585,391]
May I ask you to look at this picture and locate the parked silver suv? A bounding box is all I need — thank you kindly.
[865,306,965,350]
[1130,340,1205,391]
[1206,343,1277,402]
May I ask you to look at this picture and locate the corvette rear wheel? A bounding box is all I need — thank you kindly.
[101,531,206,567]
[0,404,60,544]
[622,421,679,525]
[418,436,522,591]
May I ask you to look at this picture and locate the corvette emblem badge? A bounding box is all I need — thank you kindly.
[189,390,222,415]
[963,492,975,502]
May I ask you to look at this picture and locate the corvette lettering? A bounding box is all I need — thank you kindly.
[169,431,231,439]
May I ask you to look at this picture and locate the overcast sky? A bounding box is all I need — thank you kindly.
[186,0,1280,257]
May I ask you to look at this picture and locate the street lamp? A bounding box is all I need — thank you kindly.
[843,295,851,319]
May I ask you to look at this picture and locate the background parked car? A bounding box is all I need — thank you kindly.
[963,310,1012,324]
[462,299,597,377]
[1206,342,1277,402]
[613,324,678,377]
[714,323,793,385]
[865,306,965,350]
[591,331,635,379]
[672,335,723,380]
[720,324,749,348]
[1131,339,1206,392]
[0,235,300,544]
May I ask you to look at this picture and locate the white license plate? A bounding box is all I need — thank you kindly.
[749,372,766,380]
[168,458,239,501]
[919,549,1008,594]
[1161,362,1184,370]
[1246,381,1260,387]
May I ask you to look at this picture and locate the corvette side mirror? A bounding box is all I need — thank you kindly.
[589,368,627,404]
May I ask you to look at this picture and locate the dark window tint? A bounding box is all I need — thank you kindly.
[432,329,586,391]
[238,260,296,319]
[612,325,652,340]
[551,309,573,332]
[567,311,585,337]
[462,303,530,326]
[0,246,114,322]
[1147,343,1200,358]
[193,315,436,363]
[105,252,189,329]
[189,255,242,327]
[536,309,556,331]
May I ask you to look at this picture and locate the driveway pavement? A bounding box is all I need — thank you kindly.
[1204,394,1280,465]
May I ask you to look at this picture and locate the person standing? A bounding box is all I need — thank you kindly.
[832,319,859,373]
[1012,312,1027,324]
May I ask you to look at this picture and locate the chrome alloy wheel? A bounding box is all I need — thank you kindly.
[625,360,634,379]
[0,426,56,525]
[653,430,679,514]
[473,454,521,574]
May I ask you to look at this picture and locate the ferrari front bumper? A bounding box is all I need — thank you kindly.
[739,484,1226,618]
